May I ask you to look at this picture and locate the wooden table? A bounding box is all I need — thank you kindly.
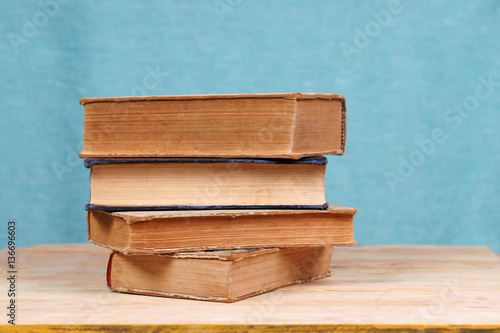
[1,244,499,332]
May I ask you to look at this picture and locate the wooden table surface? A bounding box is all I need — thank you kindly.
[1,244,500,332]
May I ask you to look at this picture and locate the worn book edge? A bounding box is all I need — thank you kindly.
[92,238,356,255]
[106,205,357,224]
[80,93,345,105]
[106,249,332,303]
[79,93,346,159]
[107,272,332,303]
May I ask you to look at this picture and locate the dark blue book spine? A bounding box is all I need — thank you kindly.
[84,156,327,168]
[86,203,329,212]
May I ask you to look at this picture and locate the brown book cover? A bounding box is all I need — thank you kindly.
[107,246,334,302]
[88,205,356,254]
[80,93,346,159]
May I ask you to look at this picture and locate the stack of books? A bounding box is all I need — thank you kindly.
[80,93,356,302]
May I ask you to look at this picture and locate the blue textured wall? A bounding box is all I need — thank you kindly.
[1,1,499,250]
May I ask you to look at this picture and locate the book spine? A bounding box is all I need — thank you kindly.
[106,252,115,289]
[86,203,329,212]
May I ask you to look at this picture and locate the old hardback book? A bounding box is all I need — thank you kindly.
[79,93,346,159]
[107,246,334,302]
[85,156,328,211]
[88,205,356,254]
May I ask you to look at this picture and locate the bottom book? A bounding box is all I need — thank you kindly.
[107,246,334,303]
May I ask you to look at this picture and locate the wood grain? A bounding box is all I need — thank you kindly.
[0,244,499,331]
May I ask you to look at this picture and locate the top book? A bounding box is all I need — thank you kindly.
[79,93,346,159]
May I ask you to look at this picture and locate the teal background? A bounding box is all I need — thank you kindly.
[0,1,499,250]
